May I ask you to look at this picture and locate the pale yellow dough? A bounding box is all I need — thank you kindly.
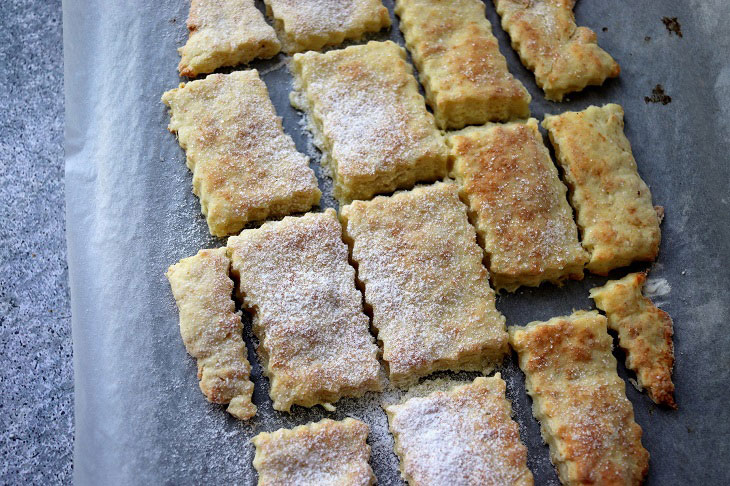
[162,70,320,237]
[543,104,662,274]
[227,210,382,412]
[178,0,280,77]
[290,41,448,204]
[448,119,588,291]
[493,0,620,101]
[340,182,508,387]
[509,311,650,486]
[591,272,676,408]
[252,418,375,486]
[165,248,256,420]
[395,0,530,129]
[264,0,390,53]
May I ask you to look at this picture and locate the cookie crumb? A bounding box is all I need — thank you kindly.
[662,17,682,37]
[644,84,672,105]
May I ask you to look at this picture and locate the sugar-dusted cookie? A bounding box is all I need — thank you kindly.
[493,0,619,101]
[543,104,661,274]
[591,272,676,408]
[395,0,530,129]
[509,311,650,486]
[253,418,375,486]
[263,0,390,53]
[448,119,588,291]
[162,70,320,237]
[178,0,280,77]
[386,375,534,485]
[227,210,381,412]
[340,182,508,387]
[166,247,256,420]
[290,41,448,204]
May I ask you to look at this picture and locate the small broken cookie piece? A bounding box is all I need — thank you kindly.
[509,311,649,486]
[263,0,390,54]
[493,0,619,101]
[590,272,676,408]
[395,0,530,129]
[448,119,588,292]
[340,182,508,387]
[253,418,375,486]
[386,375,534,486]
[166,247,256,420]
[290,41,448,204]
[178,0,280,77]
[543,104,661,275]
[227,209,382,412]
[162,70,320,237]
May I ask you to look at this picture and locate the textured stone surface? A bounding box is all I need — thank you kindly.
[0,0,73,483]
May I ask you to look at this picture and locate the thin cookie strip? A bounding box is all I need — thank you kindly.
[263,0,390,54]
[252,418,375,486]
[590,272,676,408]
[493,0,619,101]
[448,119,588,292]
[290,41,448,204]
[395,0,530,129]
[227,210,381,412]
[162,70,320,237]
[509,311,649,486]
[340,182,508,387]
[178,0,280,78]
[386,375,534,486]
[542,104,662,274]
[166,248,256,420]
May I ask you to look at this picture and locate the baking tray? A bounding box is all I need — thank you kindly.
[63,0,730,484]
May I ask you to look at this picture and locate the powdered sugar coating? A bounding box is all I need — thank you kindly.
[386,375,534,485]
[162,70,321,237]
[252,418,375,486]
[340,182,508,387]
[227,210,382,412]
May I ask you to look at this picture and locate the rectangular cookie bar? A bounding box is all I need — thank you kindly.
[448,119,588,292]
[386,375,534,485]
[590,272,676,408]
[162,70,321,237]
[252,418,375,486]
[178,0,281,77]
[340,182,508,387]
[166,247,256,420]
[542,104,662,274]
[395,0,530,129]
[509,311,650,486]
[227,209,381,412]
[493,0,620,101]
[264,0,390,54]
[290,41,448,204]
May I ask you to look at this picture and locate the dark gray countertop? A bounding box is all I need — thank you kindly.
[0,0,73,483]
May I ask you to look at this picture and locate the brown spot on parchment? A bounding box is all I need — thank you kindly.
[662,17,683,37]
[645,85,672,105]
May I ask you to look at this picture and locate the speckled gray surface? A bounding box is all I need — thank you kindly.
[0,0,73,483]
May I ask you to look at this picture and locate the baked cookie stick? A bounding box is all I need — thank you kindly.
[340,183,508,387]
[395,0,530,129]
[493,0,619,101]
[386,375,534,486]
[178,0,280,77]
[252,418,375,486]
[263,0,390,54]
[227,210,381,412]
[166,248,256,420]
[591,272,676,408]
[290,41,448,204]
[509,311,649,486]
[543,104,662,274]
[162,70,321,237]
[448,119,588,292]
